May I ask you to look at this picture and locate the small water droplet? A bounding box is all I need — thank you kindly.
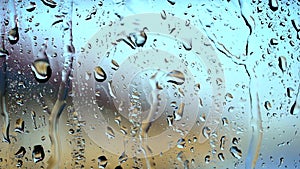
[16,160,23,167]
[278,56,287,72]
[161,10,167,20]
[26,2,36,12]
[230,146,242,159]
[98,156,108,168]
[220,136,226,150]
[94,66,107,82]
[15,146,26,158]
[270,38,278,45]
[204,155,210,164]
[202,126,211,139]
[32,145,45,163]
[41,0,57,8]
[225,93,233,102]
[167,115,174,126]
[8,26,19,45]
[105,126,115,139]
[232,137,238,145]
[31,59,52,83]
[118,152,128,163]
[174,103,184,121]
[222,117,229,126]
[177,138,186,148]
[167,0,175,5]
[111,59,119,70]
[218,153,225,161]
[287,87,294,98]
[290,101,299,115]
[14,118,24,133]
[264,101,272,110]
[166,70,185,85]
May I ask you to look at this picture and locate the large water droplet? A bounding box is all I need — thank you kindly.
[269,0,279,11]
[32,145,45,163]
[230,146,242,159]
[278,56,287,72]
[166,70,185,85]
[204,155,210,163]
[218,153,225,161]
[177,138,186,148]
[202,126,211,139]
[98,156,108,168]
[94,66,107,82]
[31,59,52,83]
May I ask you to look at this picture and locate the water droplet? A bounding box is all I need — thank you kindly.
[14,118,24,133]
[230,146,242,159]
[161,10,167,20]
[232,137,238,145]
[174,103,184,121]
[177,138,186,148]
[115,166,122,169]
[32,145,45,163]
[166,70,185,85]
[41,0,57,8]
[94,66,107,82]
[204,155,210,164]
[167,115,174,126]
[220,136,226,150]
[16,160,23,167]
[287,87,294,98]
[278,56,287,72]
[269,0,278,11]
[270,38,278,45]
[26,2,36,12]
[15,146,26,158]
[264,101,272,111]
[222,117,229,126]
[290,101,299,115]
[218,153,225,161]
[118,152,128,163]
[225,93,233,102]
[31,59,52,83]
[167,0,175,5]
[105,126,115,139]
[98,156,108,168]
[8,26,19,45]
[202,126,211,139]
[111,59,119,70]
[129,29,148,47]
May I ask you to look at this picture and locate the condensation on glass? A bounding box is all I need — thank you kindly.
[0,0,299,169]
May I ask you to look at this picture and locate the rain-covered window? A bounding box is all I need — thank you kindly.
[0,0,299,168]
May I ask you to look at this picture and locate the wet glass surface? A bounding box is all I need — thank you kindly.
[0,0,299,168]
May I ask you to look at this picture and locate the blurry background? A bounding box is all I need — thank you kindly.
[0,0,299,168]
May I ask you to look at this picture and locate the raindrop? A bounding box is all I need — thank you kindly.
[225,93,233,102]
[167,0,175,5]
[118,152,128,163]
[129,28,148,47]
[31,59,52,83]
[98,156,108,168]
[278,56,287,72]
[232,137,238,145]
[161,10,167,20]
[177,138,186,148]
[15,146,26,158]
[220,136,226,150]
[26,2,36,12]
[166,70,185,85]
[8,26,19,45]
[16,160,23,167]
[174,103,184,121]
[269,0,278,11]
[264,101,272,111]
[94,66,107,82]
[287,87,294,98]
[105,126,115,139]
[204,155,210,164]
[270,38,278,45]
[290,101,299,115]
[167,115,174,126]
[202,126,211,139]
[230,146,242,159]
[14,118,24,133]
[218,153,225,161]
[32,145,45,163]
[222,117,229,126]
[111,59,119,70]
[41,0,57,8]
